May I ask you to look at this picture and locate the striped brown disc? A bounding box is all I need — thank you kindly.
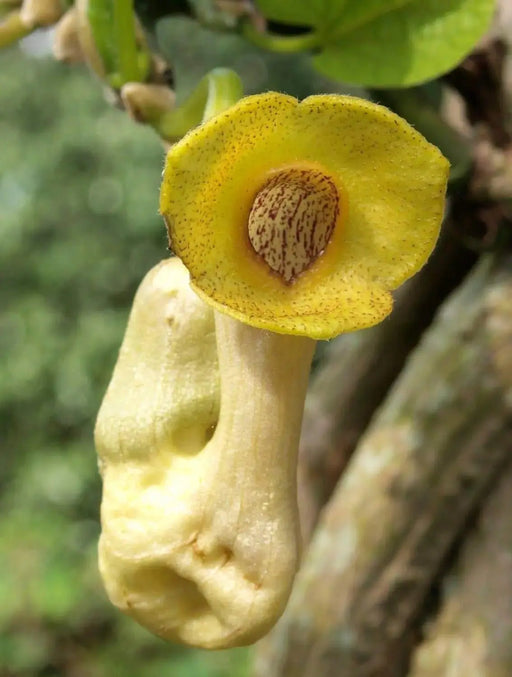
[247,167,339,283]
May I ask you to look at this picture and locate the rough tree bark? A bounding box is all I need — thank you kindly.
[254,253,512,677]
[409,461,512,677]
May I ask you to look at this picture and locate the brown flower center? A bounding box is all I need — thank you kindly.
[247,167,339,283]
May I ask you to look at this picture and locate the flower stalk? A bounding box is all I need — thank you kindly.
[112,0,141,84]
[242,21,321,53]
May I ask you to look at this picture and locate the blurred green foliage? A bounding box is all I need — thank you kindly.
[155,14,362,101]
[0,45,249,677]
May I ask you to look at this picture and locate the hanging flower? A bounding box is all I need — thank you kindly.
[96,93,449,651]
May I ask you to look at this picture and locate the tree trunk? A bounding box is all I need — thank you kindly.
[253,255,512,677]
[409,462,512,677]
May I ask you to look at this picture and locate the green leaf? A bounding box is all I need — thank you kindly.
[321,0,414,38]
[256,0,418,35]
[256,0,494,87]
[313,0,495,87]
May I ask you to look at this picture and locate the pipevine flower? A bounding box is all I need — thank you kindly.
[96,92,449,651]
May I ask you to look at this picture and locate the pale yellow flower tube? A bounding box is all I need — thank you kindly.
[96,257,314,648]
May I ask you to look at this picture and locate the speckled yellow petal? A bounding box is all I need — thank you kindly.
[160,92,449,339]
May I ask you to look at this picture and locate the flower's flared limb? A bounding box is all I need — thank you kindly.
[161,92,449,339]
[96,258,314,648]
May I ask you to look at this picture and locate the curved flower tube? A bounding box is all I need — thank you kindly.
[96,257,313,648]
[96,93,449,649]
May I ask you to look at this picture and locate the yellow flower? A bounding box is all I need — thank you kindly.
[160,92,449,340]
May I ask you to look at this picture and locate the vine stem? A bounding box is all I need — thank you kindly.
[242,21,321,53]
[112,0,141,83]
[158,68,243,141]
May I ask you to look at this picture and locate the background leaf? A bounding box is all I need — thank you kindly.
[320,0,414,38]
[313,0,495,87]
[256,0,415,37]
[256,0,495,88]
